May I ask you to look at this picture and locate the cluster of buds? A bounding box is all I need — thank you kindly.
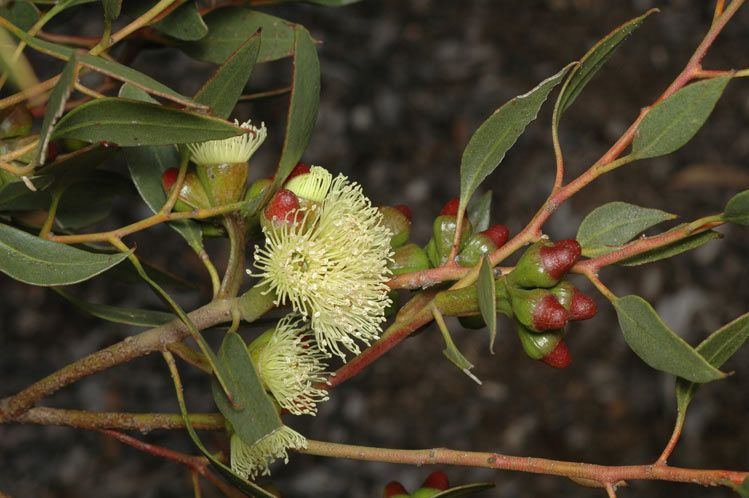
[504,239,597,368]
[384,471,450,498]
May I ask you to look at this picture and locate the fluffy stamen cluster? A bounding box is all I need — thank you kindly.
[187,119,267,166]
[251,315,330,415]
[230,426,307,480]
[252,169,393,359]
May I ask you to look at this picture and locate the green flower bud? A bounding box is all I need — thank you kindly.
[245,177,272,204]
[196,161,248,206]
[378,205,412,248]
[507,239,581,289]
[161,168,211,211]
[509,286,569,332]
[550,281,598,321]
[516,324,564,360]
[0,105,32,139]
[426,215,473,267]
[390,243,430,276]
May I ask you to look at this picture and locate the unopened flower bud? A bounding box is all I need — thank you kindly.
[421,471,449,491]
[285,165,332,205]
[516,324,564,360]
[390,243,430,276]
[0,104,32,139]
[509,287,568,332]
[440,197,460,216]
[550,281,597,321]
[245,177,272,204]
[457,224,509,267]
[507,239,581,289]
[161,168,211,211]
[262,188,301,229]
[378,205,411,248]
[383,481,409,498]
[541,339,572,368]
[285,162,311,183]
[426,207,473,267]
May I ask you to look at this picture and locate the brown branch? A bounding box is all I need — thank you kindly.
[301,440,748,489]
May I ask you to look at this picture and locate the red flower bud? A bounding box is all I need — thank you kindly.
[541,340,572,368]
[394,204,412,221]
[481,224,509,248]
[162,167,179,192]
[422,471,449,491]
[264,188,300,223]
[570,289,597,321]
[439,197,460,216]
[286,162,311,182]
[533,294,568,331]
[384,481,409,498]
[539,239,581,280]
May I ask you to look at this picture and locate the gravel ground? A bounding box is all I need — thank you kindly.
[2,1,749,497]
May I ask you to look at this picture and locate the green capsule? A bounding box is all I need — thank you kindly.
[516,324,564,360]
[390,243,430,276]
[377,205,411,248]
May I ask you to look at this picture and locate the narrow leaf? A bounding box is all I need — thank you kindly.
[53,287,173,327]
[577,201,675,257]
[433,306,481,385]
[269,25,320,191]
[0,175,53,210]
[182,8,296,64]
[52,98,245,146]
[37,53,77,166]
[459,64,573,211]
[555,9,656,121]
[152,1,207,41]
[676,312,749,415]
[619,230,720,266]
[164,353,279,498]
[102,0,122,20]
[723,189,749,225]
[477,257,497,353]
[56,171,130,229]
[0,223,131,286]
[467,190,492,232]
[211,333,283,446]
[613,295,726,383]
[0,0,39,30]
[631,76,731,159]
[194,30,261,119]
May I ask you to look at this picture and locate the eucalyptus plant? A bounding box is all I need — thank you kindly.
[0,1,748,497]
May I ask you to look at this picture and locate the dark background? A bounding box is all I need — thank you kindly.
[2,1,749,497]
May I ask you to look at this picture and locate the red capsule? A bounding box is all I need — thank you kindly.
[161,167,179,191]
[384,481,409,498]
[439,197,460,216]
[532,294,568,331]
[540,239,581,280]
[422,471,449,490]
[570,289,597,321]
[394,204,412,222]
[265,188,300,223]
[541,340,572,368]
[481,224,509,248]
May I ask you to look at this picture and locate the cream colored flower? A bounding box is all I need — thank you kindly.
[187,119,267,166]
[248,315,330,415]
[252,167,393,359]
[230,426,307,480]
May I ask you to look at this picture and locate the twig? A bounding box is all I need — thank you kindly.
[16,407,223,431]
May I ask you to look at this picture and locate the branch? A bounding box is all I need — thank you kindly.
[15,407,224,431]
[301,440,748,489]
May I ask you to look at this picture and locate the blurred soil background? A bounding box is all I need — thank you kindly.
[2,0,749,497]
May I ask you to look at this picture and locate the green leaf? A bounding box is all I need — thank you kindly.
[0,0,39,30]
[53,287,173,327]
[194,30,261,119]
[269,25,320,192]
[0,175,53,211]
[431,483,496,498]
[729,477,749,497]
[459,64,572,212]
[56,171,130,229]
[433,306,481,385]
[102,0,121,20]
[467,190,492,232]
[152,1,207,41]
[52,97,244,146]
[723,189,749,225]
[631,76,731,159]
[182,8,296,64]
[554,9,656,121]
[212,333,283,446]
[37,53,77,166]
[613,295,726,383]
[619,229,720,266]
[164,354,279,498]
[0,223,131,286]
[477,257,497,353]
[676,312,749,416]
[577,201,675,257]
[0,21,201,108]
